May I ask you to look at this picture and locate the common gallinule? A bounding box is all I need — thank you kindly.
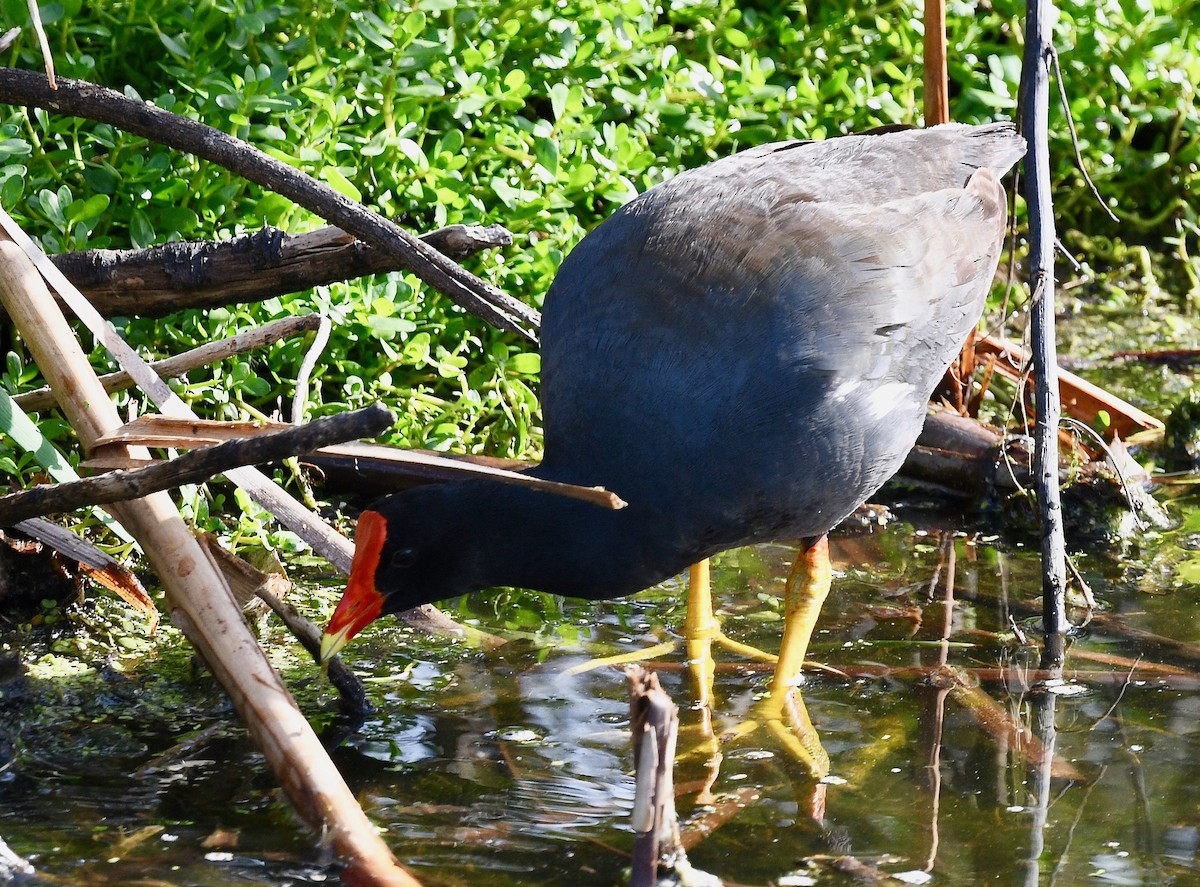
[321,123,1025,701]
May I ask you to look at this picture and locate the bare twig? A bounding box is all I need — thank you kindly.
[0,406,395,526]
[291,313,331,423]
[25,2,54,88]
[14,313,324,412]
[1049,46,1119,223]
[0,68,539,340]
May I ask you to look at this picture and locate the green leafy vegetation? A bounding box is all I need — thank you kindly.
[0,0,1195,548]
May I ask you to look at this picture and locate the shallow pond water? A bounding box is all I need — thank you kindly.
[5,495,1200,886]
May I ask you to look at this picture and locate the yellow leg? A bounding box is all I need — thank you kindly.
[758,536,834,777]
[771,535,833,693]
[684,559,719,707]
[683,559,723,802]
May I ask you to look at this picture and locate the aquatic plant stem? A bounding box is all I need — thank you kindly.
[1021,0,1068,668]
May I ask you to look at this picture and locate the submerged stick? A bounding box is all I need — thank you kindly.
[0,406,394,526]
[197,534,370,713]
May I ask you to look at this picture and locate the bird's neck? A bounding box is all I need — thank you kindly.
[450,479,686,601]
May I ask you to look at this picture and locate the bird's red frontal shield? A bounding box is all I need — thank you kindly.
[320,510,388,662]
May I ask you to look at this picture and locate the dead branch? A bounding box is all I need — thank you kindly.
[13,515,134,573]
[0,233,421,885]
[0,205,358,572]
[14,313,322,412]
[904,406,1163,527]
[677,787,760,853]
[0,67,539,341]
[12,516,156,627]
[0,406,394,526]
[975,334,1162,442]
[47,223,513,320]
[81,418,624,511]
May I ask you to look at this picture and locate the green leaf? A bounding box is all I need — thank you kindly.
[66,194,110,226]
[157,31,190,59]
[550,82,570,121]
[508,353,541,375]
[320,167,363,202]
[0,389,77,483]
[130,211,155,249]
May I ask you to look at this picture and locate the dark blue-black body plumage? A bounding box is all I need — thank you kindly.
[369,122,1026,611]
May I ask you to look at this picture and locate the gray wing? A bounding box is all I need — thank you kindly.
[538,124,1018,544]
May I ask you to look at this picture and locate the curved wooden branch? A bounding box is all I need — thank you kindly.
[0,67,539,340]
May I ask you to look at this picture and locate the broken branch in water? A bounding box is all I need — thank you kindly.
[627,665,679,887]
[198,534,371,713]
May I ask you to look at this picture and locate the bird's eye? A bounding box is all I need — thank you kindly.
[389,547,418,570]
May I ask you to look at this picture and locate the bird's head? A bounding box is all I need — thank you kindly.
[320,489,481,662]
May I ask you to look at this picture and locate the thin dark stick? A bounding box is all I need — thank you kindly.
[1020,0,1068,668]
[254,575,371,713]
[0,68,539,341]
[0,405,394,526]
[1049,47,1119,223]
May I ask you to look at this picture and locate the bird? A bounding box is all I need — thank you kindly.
[320,123,1026,705]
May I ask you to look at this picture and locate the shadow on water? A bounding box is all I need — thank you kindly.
[6,491,1200,885]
